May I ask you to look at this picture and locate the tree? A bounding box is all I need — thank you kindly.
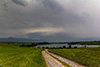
[59,47,62,49]
[84,44,87,48]
[46,47,49,49]
[63,46,66,48]
[69,45,72,48]
[19,44,25,47]
[42,47,45,49]
[74,46,77,48]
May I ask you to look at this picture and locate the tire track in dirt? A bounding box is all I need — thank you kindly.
[42,51,65,67]
[46,50,85,67]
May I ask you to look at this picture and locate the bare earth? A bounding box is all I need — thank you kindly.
[46,50,85,67]
[42,51,65,67]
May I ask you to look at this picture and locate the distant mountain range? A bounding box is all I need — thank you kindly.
[0,37,41,43]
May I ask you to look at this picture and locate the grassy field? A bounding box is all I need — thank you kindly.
[49,47,100,67]
[0,43,46,67]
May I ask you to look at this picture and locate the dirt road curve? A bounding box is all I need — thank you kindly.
[46,50,85,67]
[42,51,65,67]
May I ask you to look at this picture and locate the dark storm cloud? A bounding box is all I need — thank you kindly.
[4,0,65,29]
[9,0,85,29]
[0,0,100,41]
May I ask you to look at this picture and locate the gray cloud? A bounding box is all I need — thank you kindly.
[0,0,100,41]
[0,0,8,11]
[42,0,63,13]
[12,0,27,6]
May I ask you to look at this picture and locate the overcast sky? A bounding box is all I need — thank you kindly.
[0,0,100,42]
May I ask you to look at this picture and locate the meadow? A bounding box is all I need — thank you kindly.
[49,47,100,67]
[0,43,46,67]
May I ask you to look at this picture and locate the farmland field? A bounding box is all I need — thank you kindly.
[0,43,46,67]
[49,47,100,67]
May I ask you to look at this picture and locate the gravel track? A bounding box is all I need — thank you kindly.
[42,51,65,67]
[46,50,85,67]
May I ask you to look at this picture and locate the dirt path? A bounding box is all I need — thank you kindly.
[42,51,65,67]
[46,50,85,67]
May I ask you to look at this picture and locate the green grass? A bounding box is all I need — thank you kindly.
[49,47,100,67]
[0,43,46,67]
